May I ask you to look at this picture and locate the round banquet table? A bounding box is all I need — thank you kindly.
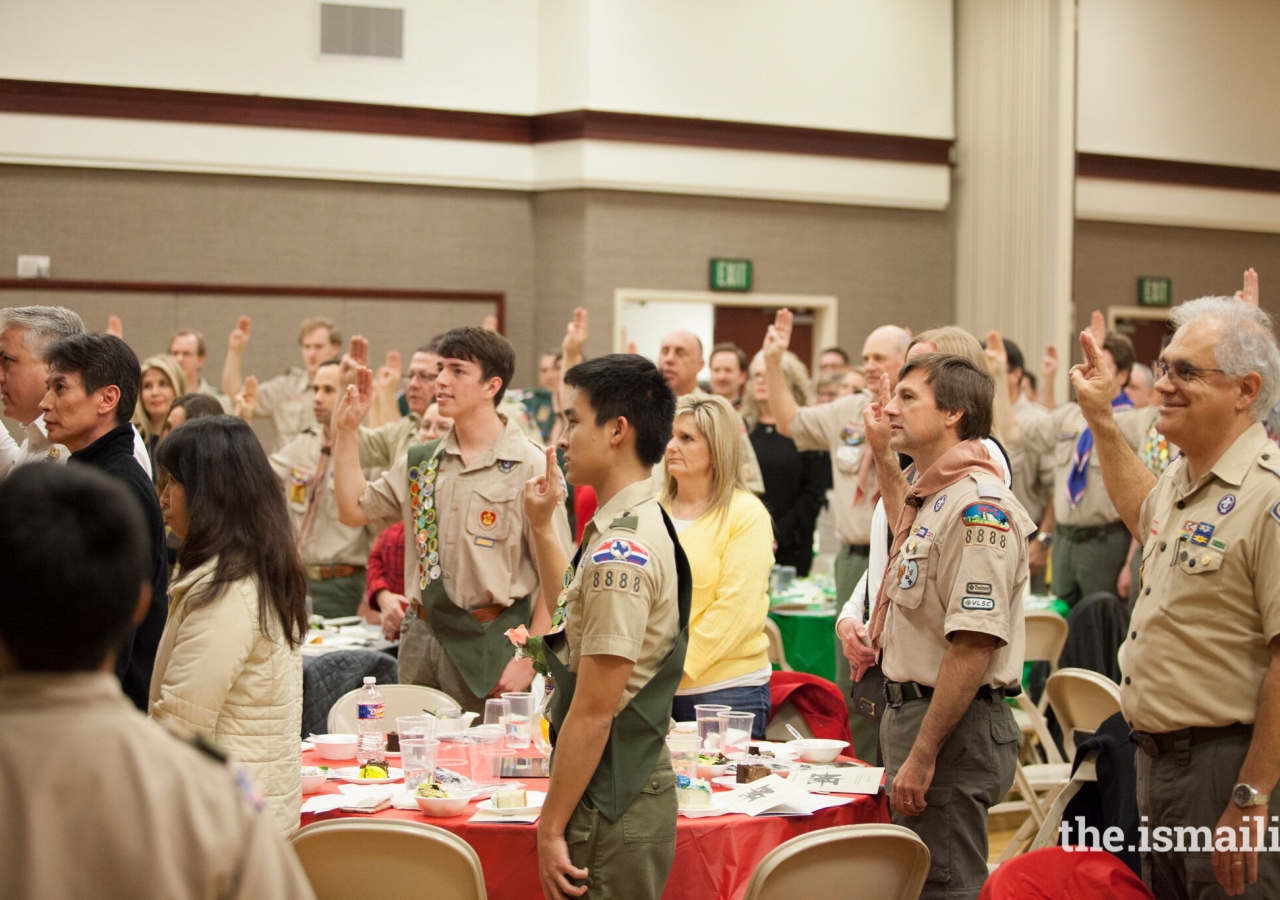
[299,748,888,900]
[767,608,838,682]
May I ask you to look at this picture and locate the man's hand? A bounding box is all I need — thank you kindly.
[1213,802,1265,896]
[1235,268,1260,307]
[1041,344,1058,381]
[562,308,588,362]
[335,367,374,433]
[229,315,251,351]
[233,375,259,420]
[1116,561,1131,600]
[837,618,875,672]
[374,349,402,394]
[1028,539,1047,577]
[891,751,935,817]
[985,331,1008,380]
[482,314,499,332]
[862,373,893,457]
[762,308,793,364]
[491,654,535,697]
[525,447,566,529]
[1070,330,1117,427]
[339,336,369,391]
[377,592,407,640]
[537,830,589,900]
[106,315,123,338]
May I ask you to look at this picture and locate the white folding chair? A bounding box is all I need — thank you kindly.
[763,617,793,672]
[744,824,929,900]
[1044,667,1123,761]
[1012,611,1069,764]
[291,819,486,900]
[327,683,461,733]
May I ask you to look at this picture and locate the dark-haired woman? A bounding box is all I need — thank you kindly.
[150,415,309,835]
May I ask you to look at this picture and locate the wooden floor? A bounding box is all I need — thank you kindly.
[988,820,1021,862]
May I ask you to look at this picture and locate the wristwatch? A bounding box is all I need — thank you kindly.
[1232,783,1270,808]
[1035,532,1054,547]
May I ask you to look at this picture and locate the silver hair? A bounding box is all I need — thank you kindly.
[0,306,86,359]
[1170,297,1280,420]
[1129,361,1153,389]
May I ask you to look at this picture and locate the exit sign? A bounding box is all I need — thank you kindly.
[1138,277,1171,307]
[710,258,752,292]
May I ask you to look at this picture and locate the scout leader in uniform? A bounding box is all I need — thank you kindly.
[332,327,571,711]
[523,355,689,900]
[847,353,1032,900]
[1073,295,1280,899]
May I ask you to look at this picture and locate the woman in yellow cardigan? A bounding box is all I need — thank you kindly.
[662,394,775,738]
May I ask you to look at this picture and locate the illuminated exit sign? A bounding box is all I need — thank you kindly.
[710,258,752,292]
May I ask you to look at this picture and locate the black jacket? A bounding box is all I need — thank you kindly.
[71,424,168,710]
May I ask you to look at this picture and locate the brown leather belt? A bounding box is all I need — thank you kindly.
[412,601,505,624]
[306,564,366,580]
[1130,723,1253,759]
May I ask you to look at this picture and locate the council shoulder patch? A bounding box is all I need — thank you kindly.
[591,538,651,568]
[1272,500,1280,525]
[961,502,1010,531]
[961,597,996,611]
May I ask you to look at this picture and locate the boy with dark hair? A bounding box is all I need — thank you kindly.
[41,332,168,711]
[333,326,571,711]
[0,465,315,900]
[524,354,689,900]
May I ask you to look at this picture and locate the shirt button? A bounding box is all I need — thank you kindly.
[448,538,454,545]
[452,504,458,511]
[1177,501,1186,509]
[1144,587,1150,595]
[1159,543,1166,552]
[1124,676,1131,685]
[1265,454,1272,461]
[1131,631,1137,639]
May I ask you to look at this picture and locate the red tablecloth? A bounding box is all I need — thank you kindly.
[300,749,888,900]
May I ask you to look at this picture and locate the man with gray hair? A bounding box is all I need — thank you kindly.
[0,306,152,480]
[1074,295,1280,898]
[1126,361,1157,408]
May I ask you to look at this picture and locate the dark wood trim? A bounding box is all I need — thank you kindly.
[531,109,953,165]
[1077,152,1280,195]
[0,279,506,332]
[0,78,952,166]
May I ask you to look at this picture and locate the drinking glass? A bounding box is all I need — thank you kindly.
[401,738,439,791]
[723,712,755,757]
[665,732,700,782]
[467,725,506,785]
[694,704,730,754]
[502,692,535,750]
[483,699,511,744]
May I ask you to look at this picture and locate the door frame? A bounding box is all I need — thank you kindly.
[613,288,839,374]
[1107,306,1171,330]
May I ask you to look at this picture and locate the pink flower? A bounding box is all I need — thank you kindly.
[505,625,531,648]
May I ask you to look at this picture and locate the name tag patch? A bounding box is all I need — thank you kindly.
[961,502,1010,531]
[591,538,651,568]
[961,597,996,611]
[474,536,495,548]
[966,582,992,595]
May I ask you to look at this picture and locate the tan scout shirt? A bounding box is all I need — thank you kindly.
[255,367,316,448]
[0,672,315,900]
[790,391,876,546]
[359,416,572,610]
[270,428,376,567]
[1121,423,1280,733]
[880,473,1033,690]
[562,479,680,713]
[1023,403,1145,527]
[1008,394,1053,525]
[358,414,421,472]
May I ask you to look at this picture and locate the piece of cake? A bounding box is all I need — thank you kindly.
[358,760,389,779]
[675,775,712,809]
[698,752,730,766]
[494,787,528,808]
[385,732,400,753]
[735,764,771,784]
[416,781,448,798]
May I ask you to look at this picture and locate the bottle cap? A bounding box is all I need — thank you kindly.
[363,676,376,684]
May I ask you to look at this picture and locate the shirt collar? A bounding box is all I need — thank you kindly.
[0,671,131,711]
[169,555,221,608]
[1199,421,1272,489]
[24,414,51,444]
[441,414,526,470]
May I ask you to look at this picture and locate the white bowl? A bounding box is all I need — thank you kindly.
[311,734,358,760]
[697,763,730,779]
[414,793,472,817]
[432,712,480,737]
[787,739,849,764]
[300,768,328,793]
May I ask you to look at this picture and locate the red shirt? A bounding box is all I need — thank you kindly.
[365,521,405,608]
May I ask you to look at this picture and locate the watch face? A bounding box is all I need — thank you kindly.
[1234,784,1256,806]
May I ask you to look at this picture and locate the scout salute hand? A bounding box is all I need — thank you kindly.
[524,446,565,527]
[1070,329,1117,429]
[334,366,374,434]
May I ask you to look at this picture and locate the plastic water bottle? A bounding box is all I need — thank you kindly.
[356,676,386,764]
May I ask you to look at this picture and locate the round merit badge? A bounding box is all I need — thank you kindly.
[480,509,497,529]
[934,494,947,513]
[1218,494,1236,515]
[898,558,919,589]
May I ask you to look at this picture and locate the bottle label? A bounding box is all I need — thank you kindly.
[358,702,385,720]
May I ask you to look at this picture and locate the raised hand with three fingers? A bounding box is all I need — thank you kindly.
[335,366,374,433]
[228,315,251,350]
[524,446,565,530]
[1235,267,1260,306]
[762,308,793,363]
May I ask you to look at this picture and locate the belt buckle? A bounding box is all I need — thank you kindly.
[1132,731,1159,758]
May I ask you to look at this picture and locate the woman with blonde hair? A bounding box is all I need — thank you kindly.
[741,350,830,576]
[132,354,186,474]
[662,393,775,736]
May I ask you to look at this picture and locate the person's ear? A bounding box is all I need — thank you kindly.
[945,409,964,431]
[1238,372,1263,415]
[98,385,121,418]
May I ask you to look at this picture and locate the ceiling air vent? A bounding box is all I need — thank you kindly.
[320,4,404,59]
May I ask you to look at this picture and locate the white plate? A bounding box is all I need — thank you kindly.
[678,793,736,818]
[712,774,787,788]
[332,766,403,784]
[476,790,546,816]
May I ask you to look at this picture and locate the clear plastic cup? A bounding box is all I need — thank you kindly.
[665,732,700,782]
[483,699,511,743]
[502,692,535,750]
[723,712,755,757]
[401,738,439,791]
[397,715,435,741]
[467,724,507,785]
[694,704,730,754]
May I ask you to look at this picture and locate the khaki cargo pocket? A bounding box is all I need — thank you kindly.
[566,802,600,878]
[921,784,954,885]
[623,767,677,844]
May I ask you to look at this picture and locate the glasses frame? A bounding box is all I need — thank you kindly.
[1154,358,1228,384]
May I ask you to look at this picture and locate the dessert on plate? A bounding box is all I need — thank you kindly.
[675,775,712,809]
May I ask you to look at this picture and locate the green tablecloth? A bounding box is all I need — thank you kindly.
[768,608,838,682]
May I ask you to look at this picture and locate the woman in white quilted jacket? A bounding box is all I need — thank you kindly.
[150,415,308,835]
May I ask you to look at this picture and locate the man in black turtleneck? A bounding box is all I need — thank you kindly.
[41,333,167,711]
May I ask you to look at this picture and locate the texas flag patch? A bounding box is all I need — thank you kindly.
[592,538,651,568]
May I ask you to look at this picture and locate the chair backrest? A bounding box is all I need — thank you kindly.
[1045,667,1123,760]
[301,650,399,738]
[327,683,461,733]
[744,823,929,900]
[291,819,486,900]
[1023,611,1068,670]
[763,618,792,671]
